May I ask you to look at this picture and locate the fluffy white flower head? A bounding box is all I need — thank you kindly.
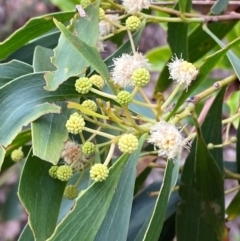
[167,55,198,88]
[99,14,119,37]
[111,52,150,88]
[148,121,188,159]
[122,0,150,14]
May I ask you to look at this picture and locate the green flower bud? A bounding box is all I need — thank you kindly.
[64,185,78,199]
[117,90,132,105]
[49,166,59,179]
[90,164,109,182]
[118,134,139,153]
[131,68,150,87]
[99,8,105,21]
[11,147,24,162]
[82,100,97,112]
[126,16,141,32]
[56,165,73,182]
[82,142,95,156]
[66,112,85,134]
[89,75,105,89]
[75,77,92,94]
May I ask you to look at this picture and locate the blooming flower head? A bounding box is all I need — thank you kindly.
[122,0,150,14]
[147,121,188,159]
[111,52,150,88]
[167,55,198,88]
[99,14,119,37]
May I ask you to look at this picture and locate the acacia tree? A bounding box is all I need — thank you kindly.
[0,0,240,240]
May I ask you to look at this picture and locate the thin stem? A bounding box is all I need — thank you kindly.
[148,163,166,169]
[83,127,115,139]
[74,170,85,187]
[222,111,240,124]
[225,185,240,195]
[91,88,117,101]
[127,30,136,54]
[138,88,157,116]
[103,143,116,166]
[225,168,240,181]
[161,84,181,111]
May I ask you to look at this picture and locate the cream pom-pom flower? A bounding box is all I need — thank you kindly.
[111,52,150,88]
[99,14,119,37]
[148,121,189,159]
[167,55,198,88]
[122,0,151,14]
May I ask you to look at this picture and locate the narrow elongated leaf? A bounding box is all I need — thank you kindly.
[44,3,109,91]
[168,1,191,59]
[211,0,230,14]
[18,151,66,241]
[32,102,72,164]
[169,37,240,118]
[128,183,179,241]
[0,12,74,61]
[18,224,34,241]
[0,60,32,87]
[179,0,191,14]
[203,24,240,80]
[177,88,225,241]
[195,134,224,239]
[142,160,174,241]
[94,134,147,241]
[33,46,55,72]
[48,155,129,240]
[5,31,60,64]
[0,73,79,150]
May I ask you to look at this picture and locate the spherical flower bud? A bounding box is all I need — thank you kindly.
[49,166,59,179]
[80,0,91,8]
[64,185,78,199]
[99,8,105,20]
[126,16,141,31]
[147,121,188,159]
[82,142,95,156]
[207,143,214,150]
[99,14,119,37]
[56,165,73,182]
[89,74,105,89]
[111,52,150,88]
[75,77,92,94]
[167,55,198,88]
[122,0,150,14]
[131,68,150,87]
[230,136,237,143]
[117,90,132,105]
[11,147,24,162]
[90,164,109,182]
[66,112,85,134]
[118,134,139,153]
[82,100,97,112]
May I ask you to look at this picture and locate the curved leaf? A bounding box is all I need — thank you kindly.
[5,31,60,64]
[176,87,226,241]
[18,151,66,241]
[32,102,72,164]
[18,224,34,241]
[211,0,230,14]
[0,72,79,148]
[0,12,74,61]
[33,46,55,72]
[44,2,109,91]
[0,60,33,87]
